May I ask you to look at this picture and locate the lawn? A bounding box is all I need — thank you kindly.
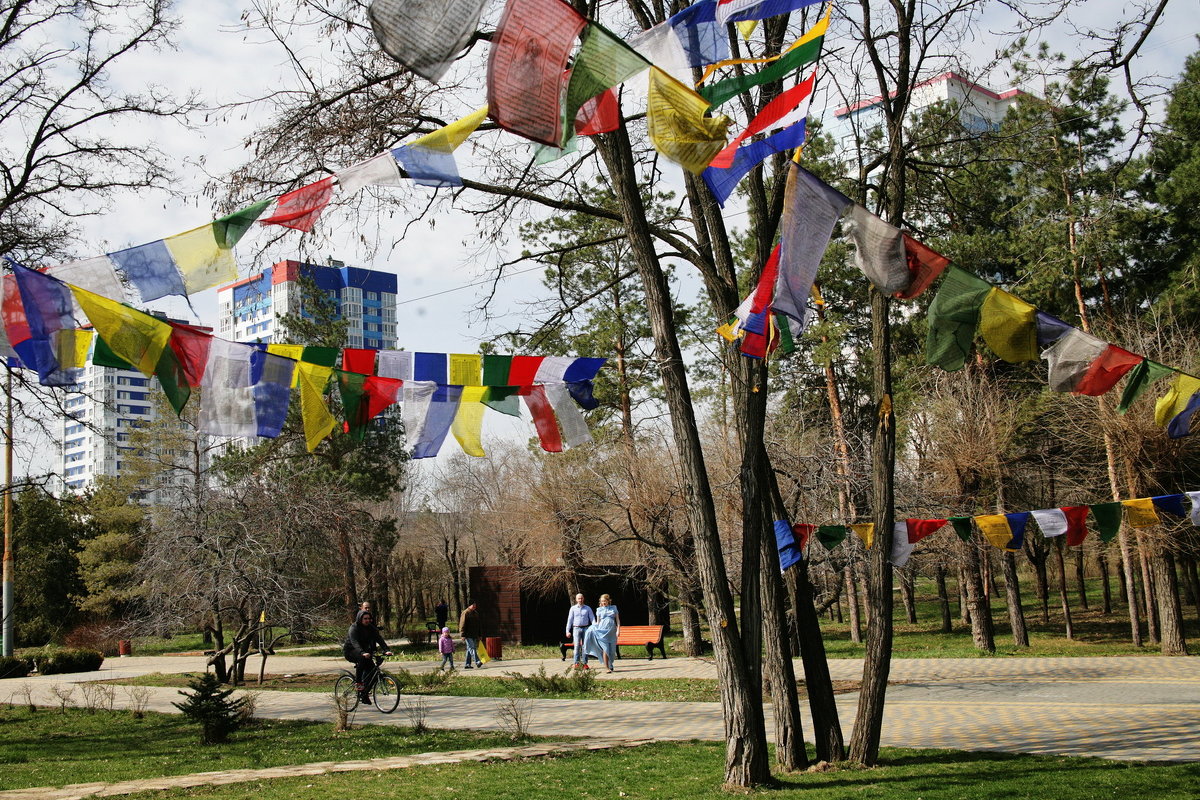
[0,705,555,791]
[115,740,1200,800]
[102,670,863,703]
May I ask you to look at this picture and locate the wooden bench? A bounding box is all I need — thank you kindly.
[560,625,667,661]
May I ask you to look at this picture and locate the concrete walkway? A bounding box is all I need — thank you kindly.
[2,652,1198,798]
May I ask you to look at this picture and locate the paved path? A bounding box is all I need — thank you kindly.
[5,652,1197,763]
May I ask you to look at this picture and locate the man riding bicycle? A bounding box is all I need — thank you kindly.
[343,608,391,705]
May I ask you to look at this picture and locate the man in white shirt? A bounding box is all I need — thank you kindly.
[565,593,596,668]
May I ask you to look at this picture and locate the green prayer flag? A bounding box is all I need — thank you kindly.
[154,346,192,416]
[925,265,992,371]
[301,346,339,368]
[92,335,134,370]
[337,370,369,442]
[483,386,521,417]
[774,311,796,354]
[561,23,649,146]
[816,524,848,550]
[1090,502,1122,543]
[700,36,823,109]
[482,354,513,386]
[213,199,273,249]
[1116,359,1173,414]
[949,516,974,543]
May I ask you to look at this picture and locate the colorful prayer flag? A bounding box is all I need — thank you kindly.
[843,203,908,294]
[702,117,806,206]
[260,177,336,233]
[1043,328,1107,392]
[925,265,991,371]
[707,69,815,169]
[774,519,803,570]
[893,235,950,300]
[1122,498,1159,528]
[1089,501,1122,543]
[561,23,649,147]
[979,288,1038,363]
[1073,345,1142,397]
[164,222,238,295]
[336,153,405,195]
[974,514,1014,550]
[368,0,490,82]
[647,67,730,174]
[394,106,488,187]
[850,522,874,549]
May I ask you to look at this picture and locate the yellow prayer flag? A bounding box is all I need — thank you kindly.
[735,20,758,40]
[716,318,742,343]
[1121,498,1160,528]
[267,343,305,386]
[979,288,1038,363]
[449,353,482,386]
[451,386,488,457]
[297,362,336,452]
[411,106,489,153]
[974,514,1014,550]
[71,286,172,376]
[850,523,875,549]
[647,68,730,174]
[164,223,238,295]
[698,5,831,83]
[54,329,93,370]
[1153,373,1200,427]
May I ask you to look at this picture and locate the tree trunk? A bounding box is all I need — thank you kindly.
[760,512,807,770]
[899,569,917,624]
[846,565,863,643]
[962,537,995,653]
[958,569,970,625]
[1098,548,1113,615]
[1055,538,1074,640]
[1150,544,1188,656]
[597,124,769,786]
[792,560,845,762]
[1135,530,1160,644]
[1117,526,1143,647]
[1075,549,1089,611]
[647,578,671,633]
[848,290,895,767]
[1185,557,1200,625]
[1032,551,1050,624]
[680,591,704,657]
[935,563,952,633]
[1001,552,1029,647]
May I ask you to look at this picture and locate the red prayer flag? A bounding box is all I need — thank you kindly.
[792,522,815,551]
[507,355,545,386]
[342,348,377,375]
[168,322,213,387]
[364,375,404,420]
[906,518,947,543]
[521,384,563,452]
[2,274,31,347]
[1062,506,1091,547]
[487,0,586,146]
[576,89,619,136]
[894,235,950,300]
[1073,345,1143,397]
[260,177,336,233]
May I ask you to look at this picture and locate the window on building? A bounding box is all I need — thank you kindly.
[117,404,150,415]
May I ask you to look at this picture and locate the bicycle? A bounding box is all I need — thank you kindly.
[334,654,401,713]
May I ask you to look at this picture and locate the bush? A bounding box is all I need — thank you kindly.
[0,655,32,679]
[173,673,248,744]
[34,647,104,675]
[63,623,121,656]
[504,665,595,695]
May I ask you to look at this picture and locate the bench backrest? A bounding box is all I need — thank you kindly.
[615,625,664,644]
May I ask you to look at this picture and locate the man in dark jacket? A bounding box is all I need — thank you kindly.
[458,600,483,669]
[343,608,390,704]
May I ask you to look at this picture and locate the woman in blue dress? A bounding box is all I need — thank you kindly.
[584,594,620,672]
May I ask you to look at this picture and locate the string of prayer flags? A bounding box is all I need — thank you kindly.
[699,4,830,108]
[367,0,490,83]
[772,164,852,333]
[259,177,336,233]
[774,520,803,570]
[487,0,586,147]
[979,288,1038,363]
[1121,497,1160,528]
[394,106,488,188]
[646,68,731,174]
[560,24,650,148]
[925,265,992,371]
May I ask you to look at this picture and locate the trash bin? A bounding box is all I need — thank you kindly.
[484,637,502,660]
[117,640,132,657]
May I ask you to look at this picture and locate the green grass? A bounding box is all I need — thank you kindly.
[0,705,553,791]
[116,740,1200,799]
[817,575,1200,658]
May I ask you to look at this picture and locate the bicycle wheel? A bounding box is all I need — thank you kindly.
[373,673,401,713]
[334,674,359,712]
